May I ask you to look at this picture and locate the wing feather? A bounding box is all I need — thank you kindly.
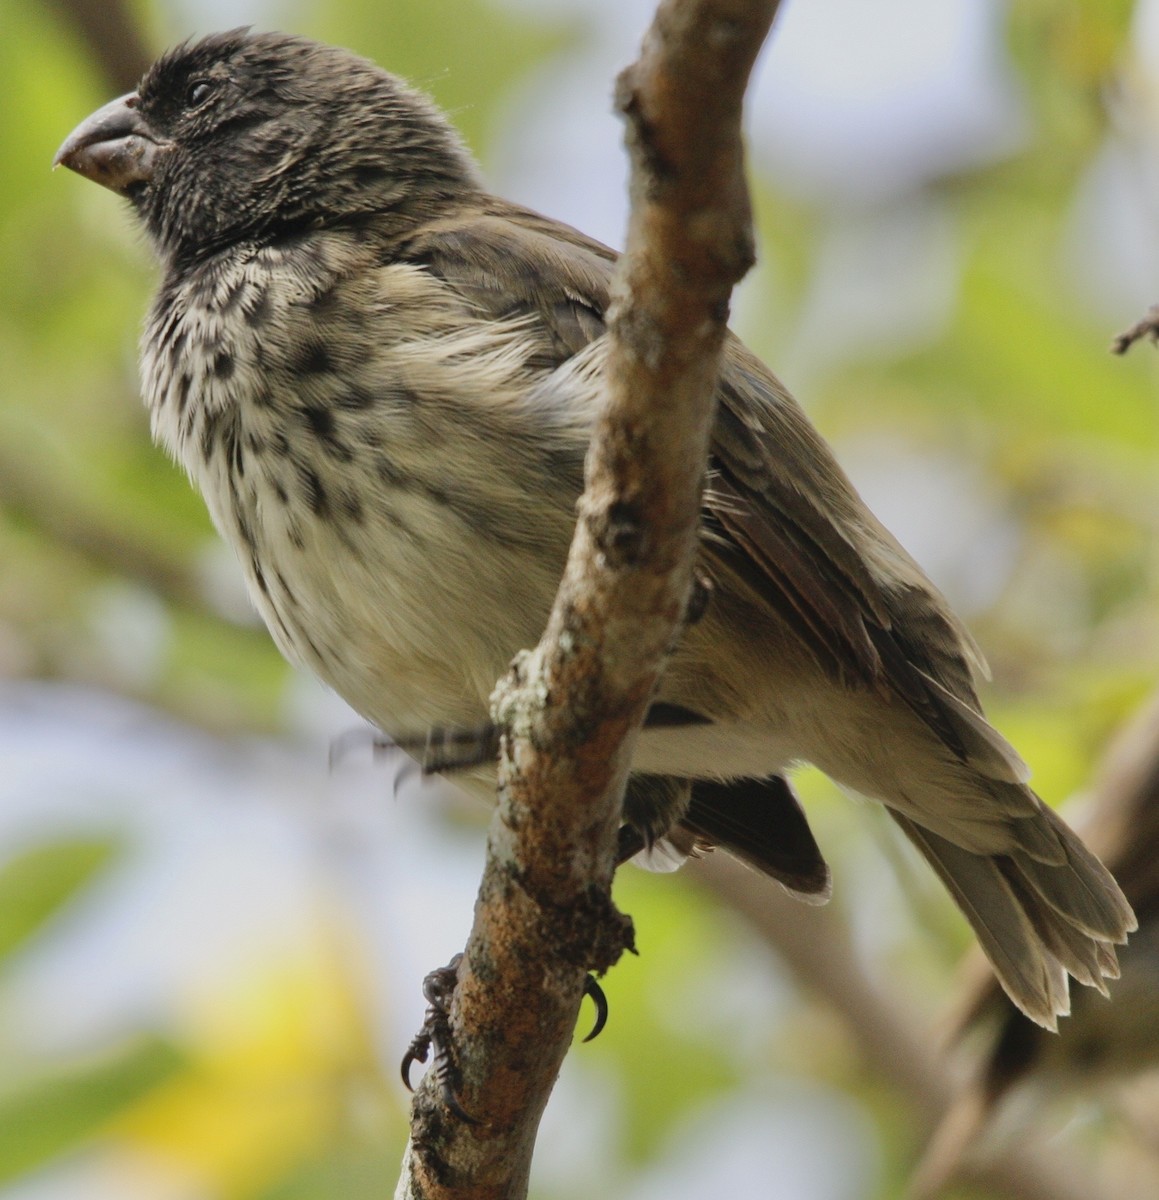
[396,200,1007,767]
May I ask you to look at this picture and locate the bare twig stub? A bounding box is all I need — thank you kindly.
[396,1,781,1196]
[1112,304,1159,355]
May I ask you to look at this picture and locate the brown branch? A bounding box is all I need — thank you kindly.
[690,853,1116,1200]
[395,1,780,1196]
[40,0,153,95]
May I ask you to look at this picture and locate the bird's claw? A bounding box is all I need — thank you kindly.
[327,726,423,796]
[327,725,392,769]
[400,953,608,1120]
[401,953,478,1124]
[582,973,608,1042]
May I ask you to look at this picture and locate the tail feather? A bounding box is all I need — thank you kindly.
[893,814,1075,1027]
[1007,803,1137,938]
[997,863,1110,994]
[890,771,1135,1029]
[1003,809,1067,866]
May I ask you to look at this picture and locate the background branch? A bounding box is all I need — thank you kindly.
[42,0,153,93]
[689,854,1115,1200]
[395,0,780,1196]
[908,683,1159,1197]
[0,448,205,611]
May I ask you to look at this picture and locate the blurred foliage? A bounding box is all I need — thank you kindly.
[0,1036,185,1185]
[4,0,1159,1198]
[0,836,186,1184]
[104,948,396,1199]
[314,0,576,157]
[0,836,118,962]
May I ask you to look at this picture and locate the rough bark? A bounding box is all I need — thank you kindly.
[394,1,780,1196]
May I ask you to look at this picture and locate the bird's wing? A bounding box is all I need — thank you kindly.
[395,200,614,363]
[395,200,1020,778]
[705,341,1028,782]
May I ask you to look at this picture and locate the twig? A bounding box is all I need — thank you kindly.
[1111,304,1159,355]
[394,1,780,1196]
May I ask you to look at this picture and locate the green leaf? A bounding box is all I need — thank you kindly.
[0,1036,184,1184]
[0,837,120,965]
[256,1145,407,1200]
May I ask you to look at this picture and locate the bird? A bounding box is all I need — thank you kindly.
[910,690,1159,1197]
[55,29,1134,1032]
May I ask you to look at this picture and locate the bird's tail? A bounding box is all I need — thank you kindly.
[890,803,1136,1030]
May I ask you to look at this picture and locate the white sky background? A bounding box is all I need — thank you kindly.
[490,0,1025,238]
[10,1,1159,1197]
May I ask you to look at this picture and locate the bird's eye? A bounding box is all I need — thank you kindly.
[187,80,214,109]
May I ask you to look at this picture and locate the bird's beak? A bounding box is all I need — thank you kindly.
[53,93,167,194]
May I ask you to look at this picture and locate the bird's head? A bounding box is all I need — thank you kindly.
[54,29,482,265]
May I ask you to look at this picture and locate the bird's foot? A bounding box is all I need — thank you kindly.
[401,953,477,1124]
[388,724,501,775]
[400,954,610,1121]
[336,707,709,780]
[330,723,500,779]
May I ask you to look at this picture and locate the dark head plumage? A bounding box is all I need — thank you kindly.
[58,30,482,264]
